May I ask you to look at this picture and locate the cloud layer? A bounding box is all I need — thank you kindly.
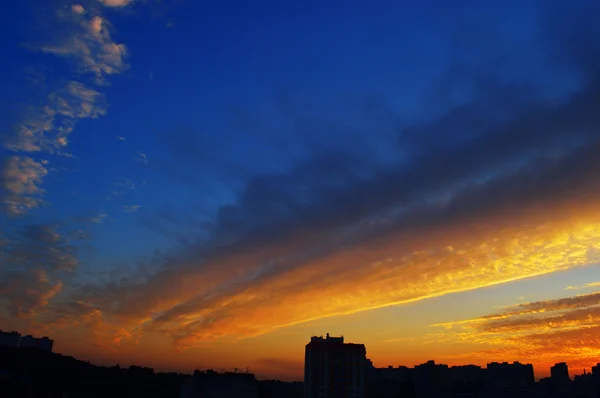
[0,224,78,317]
[1,1,130,216]
[1,156,48,216]
[1,1,599,374]
[97,0,134,7]
[58,0,600,349]
[428,290,600,372]
[0,0,144,349]
[39,7,128,82]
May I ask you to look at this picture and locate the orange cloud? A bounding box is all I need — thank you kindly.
[98,0,134,7]
[7,135,600,356]
[434,291,600,329]
[427,290,600,375]
[74,185,600,349]
[4,1,600,362]
[78,122,600,347]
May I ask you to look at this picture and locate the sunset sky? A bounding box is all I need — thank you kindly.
[1,0,600,382]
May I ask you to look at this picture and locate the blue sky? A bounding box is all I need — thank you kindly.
[1,0,600,379]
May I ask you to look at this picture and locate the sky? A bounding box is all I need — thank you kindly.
[1,0,600,382]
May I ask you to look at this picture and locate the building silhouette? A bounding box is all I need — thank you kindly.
[258,380,304,398]
[551,362,570,382]
[0,331,53,352]
[592,363,600,398]
[412,360,449,398]
[180,369,259,398]
[0,331,21,348]
[376,365,412,383]
[2,329,600,398]
[20,335,54,352]
[304,333,366,398]
[486,361,535,390]
[551,362,571,394]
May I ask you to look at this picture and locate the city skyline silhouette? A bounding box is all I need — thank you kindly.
[1,331,599,397]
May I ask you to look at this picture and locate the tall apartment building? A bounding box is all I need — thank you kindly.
[304,334,366,398]
[486,361,535,390]
[551,362,570,382]
[592,364,600,396]
[550,362,571,391]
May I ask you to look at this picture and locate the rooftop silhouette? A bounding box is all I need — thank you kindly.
[1,332,599,397]
[303,333,600,398]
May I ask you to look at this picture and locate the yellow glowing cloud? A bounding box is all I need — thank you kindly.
[136,196,600,346]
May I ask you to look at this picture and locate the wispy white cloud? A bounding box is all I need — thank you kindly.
[1,156,48,216]
[64,81,107,116]
[135,151,148,164]
[117,136,126,141]
[5,81,107,154]
[105,177,137,200]
[91,213,110,223]
[69,230,89,240]
[98,0,134,7]
[565,281,600,290]
[72,212,110,224]
[115,178,136,190]
[1,0,138,216]
[38,11,128,83]
[122,205,141,213]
